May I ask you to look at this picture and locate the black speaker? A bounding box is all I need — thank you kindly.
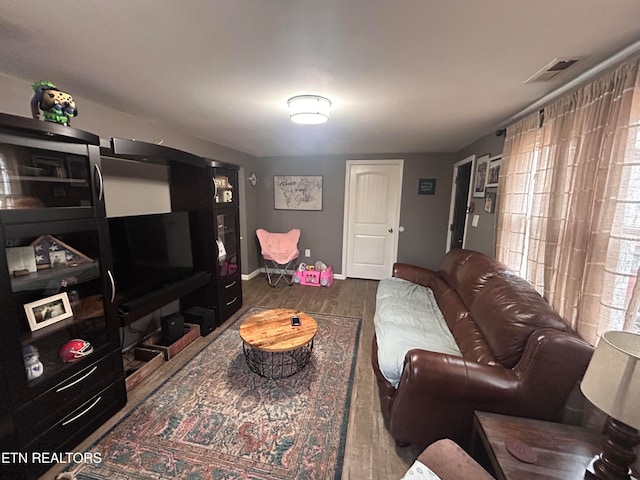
[161,313,185,345]
[184,307,216,336]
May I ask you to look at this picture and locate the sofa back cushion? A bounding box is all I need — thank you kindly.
[470,273,570,368]
[429,275,497,365]
[438,249,511,309]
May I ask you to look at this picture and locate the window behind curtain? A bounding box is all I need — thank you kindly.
[496,56,640,345]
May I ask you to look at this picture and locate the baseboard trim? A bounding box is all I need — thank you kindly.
[242,269,262,281]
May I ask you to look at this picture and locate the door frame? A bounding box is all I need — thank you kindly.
[446,154,475,253]
[341,159,404,279]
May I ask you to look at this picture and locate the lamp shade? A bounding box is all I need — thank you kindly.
[288,95,331,125]
[580,330,640,429]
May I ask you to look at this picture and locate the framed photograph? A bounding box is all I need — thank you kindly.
[24,292,73,331]
[484,190,497,214]
[473,155,490,198]
[486,155,502,187]
[274,175,323,210]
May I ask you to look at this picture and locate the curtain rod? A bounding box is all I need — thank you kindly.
[498,38,640,129]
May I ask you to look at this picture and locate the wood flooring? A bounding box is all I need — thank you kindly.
[43,276,423,479]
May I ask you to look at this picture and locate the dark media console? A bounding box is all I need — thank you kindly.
[117,271,211,326]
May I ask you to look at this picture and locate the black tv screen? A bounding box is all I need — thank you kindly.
[108,211,195,305]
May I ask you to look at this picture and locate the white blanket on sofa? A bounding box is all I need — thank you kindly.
[375,277,462,388]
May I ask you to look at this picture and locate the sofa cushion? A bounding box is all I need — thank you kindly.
[439,250,511,309]
[374,277,462,387]
[470,273,570,368]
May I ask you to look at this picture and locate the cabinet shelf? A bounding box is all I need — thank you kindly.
[10,262,100,292]
[6,175,88,185]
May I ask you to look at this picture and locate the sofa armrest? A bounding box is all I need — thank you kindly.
[400,349,520,403]
[509,328,593,419]
[393,263,438,287]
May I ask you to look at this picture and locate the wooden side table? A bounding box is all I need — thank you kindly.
[472,411,601,480]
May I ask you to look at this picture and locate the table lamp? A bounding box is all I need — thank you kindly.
[580,330,640,480]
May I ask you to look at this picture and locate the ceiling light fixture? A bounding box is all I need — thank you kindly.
[287,95,331,125]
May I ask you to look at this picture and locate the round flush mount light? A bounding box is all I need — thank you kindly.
[287,95,332,125]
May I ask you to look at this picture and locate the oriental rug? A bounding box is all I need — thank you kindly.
[68,307,361,480]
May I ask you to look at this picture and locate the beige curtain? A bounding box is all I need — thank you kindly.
[496,55,640,345]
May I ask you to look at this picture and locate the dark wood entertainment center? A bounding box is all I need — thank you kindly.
[0,112,242,479]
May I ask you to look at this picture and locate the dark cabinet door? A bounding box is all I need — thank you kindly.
[0,218,118,405]
[0,130,105,223]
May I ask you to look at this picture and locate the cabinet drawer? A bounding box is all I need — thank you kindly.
[23,380,126,477]
[15,351,123,442]
[220,274,240,291]
[218,284,242,322]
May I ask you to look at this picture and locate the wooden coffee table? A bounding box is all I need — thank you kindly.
[239,308,317,379]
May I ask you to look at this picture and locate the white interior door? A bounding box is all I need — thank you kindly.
[343,160,403,280]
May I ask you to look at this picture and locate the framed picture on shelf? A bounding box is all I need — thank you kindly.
[24,292,73,331]
[274,175,323,211]
[486,155,502,187]
[473,155,490,198]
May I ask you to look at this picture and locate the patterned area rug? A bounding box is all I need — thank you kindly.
[68,307,361,479]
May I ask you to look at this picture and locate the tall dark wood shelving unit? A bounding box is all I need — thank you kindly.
[209,161,242,323]
[175,159,243,326]
[0,113,126,480]
[101,140,243,330]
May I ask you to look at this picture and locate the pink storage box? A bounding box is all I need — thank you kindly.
[294,266,334,287]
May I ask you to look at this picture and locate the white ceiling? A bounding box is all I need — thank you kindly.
[2,1,640,158]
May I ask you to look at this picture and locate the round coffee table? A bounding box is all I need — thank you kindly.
[239,308,318,379]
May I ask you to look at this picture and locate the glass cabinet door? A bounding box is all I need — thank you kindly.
[212,167,238,206]
[216,211,239,278]
[0,137,94,211]
[2,219,112,397]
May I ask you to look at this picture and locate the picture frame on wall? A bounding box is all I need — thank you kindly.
[484,190,497,214]
[486,155,502,187]
[274,175,323,211]
[24,292,73,331]
[473,154,490,198]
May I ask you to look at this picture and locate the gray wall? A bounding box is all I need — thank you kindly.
[253,152,456,274]
[455,132,505,257]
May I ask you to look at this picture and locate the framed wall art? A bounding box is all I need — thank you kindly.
[274,175,323,211]
[486,155,502,187]
[24,292,73,331]
[473,154,490,198]
[484,190,497,214]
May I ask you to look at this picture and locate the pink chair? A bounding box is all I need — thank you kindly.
[256,229,300,287]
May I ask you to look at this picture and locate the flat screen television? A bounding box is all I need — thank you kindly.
[108,211,198,310]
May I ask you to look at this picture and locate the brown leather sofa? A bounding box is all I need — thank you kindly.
[372,249,594,449]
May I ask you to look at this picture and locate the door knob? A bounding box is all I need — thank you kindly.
[388,228,393,233]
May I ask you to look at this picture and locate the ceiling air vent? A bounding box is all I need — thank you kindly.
[525,57,579,84]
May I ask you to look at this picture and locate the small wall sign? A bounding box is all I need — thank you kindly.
[418,178,436,195]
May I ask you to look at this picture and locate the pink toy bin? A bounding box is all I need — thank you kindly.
[294,266,334,287]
